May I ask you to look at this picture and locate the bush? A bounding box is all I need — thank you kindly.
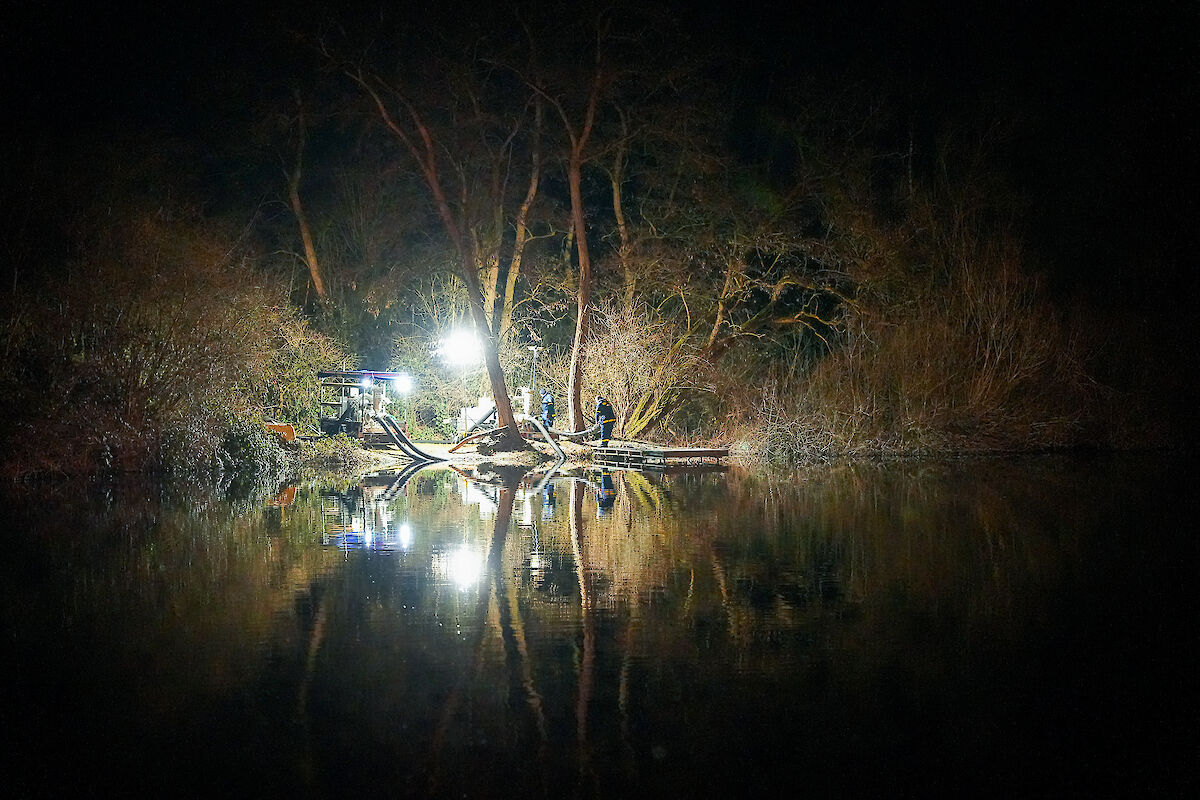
[733,239,1096,461]
[581,301,698,439]
[298,434,379,470]
[218,422,295,476]
[0,211,348,478]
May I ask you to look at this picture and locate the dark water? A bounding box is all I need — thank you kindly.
[1,454,1195,798]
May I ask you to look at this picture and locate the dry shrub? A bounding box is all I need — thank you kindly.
[740,239,1095,461]
[581,301,698,437]
[0,213,349,477]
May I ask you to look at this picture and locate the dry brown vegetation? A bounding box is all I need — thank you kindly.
[738,248,1095,459]
[0,210,350,479]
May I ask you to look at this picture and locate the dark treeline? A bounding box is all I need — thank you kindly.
[1,1,1193,476]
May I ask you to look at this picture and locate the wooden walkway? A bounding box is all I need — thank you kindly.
[592,445,728,470]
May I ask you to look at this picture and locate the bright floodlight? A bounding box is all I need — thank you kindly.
[392,373,413,394]
[438,330,483,367]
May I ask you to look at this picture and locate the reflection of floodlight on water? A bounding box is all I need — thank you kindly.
[398,523,412,550]
[438,330,483,367]
[448,547,481,588]
[392,373,413,394]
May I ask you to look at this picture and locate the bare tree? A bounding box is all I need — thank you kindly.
[535,31,606,430]
[348,72,524,438]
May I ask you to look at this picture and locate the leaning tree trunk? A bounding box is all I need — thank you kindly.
[609,108,635,308]
[288,97,327,303]
[351,73,522,438]
[565,155,595,432]
[457,248,520,434]
[558,60,604,431]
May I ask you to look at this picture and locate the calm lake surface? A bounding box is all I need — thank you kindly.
[2,454,1195,798]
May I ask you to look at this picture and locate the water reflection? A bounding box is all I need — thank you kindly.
[0,455,1195,797]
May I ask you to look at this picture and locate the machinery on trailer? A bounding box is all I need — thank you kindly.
[318,370,399,438]
[317,370,440,462]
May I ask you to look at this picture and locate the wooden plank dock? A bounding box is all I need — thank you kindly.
[592,445,728,470]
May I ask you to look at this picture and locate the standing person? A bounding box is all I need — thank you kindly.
[595,395,616,446]
[540,388,556,430]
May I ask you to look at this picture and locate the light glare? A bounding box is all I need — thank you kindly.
[448,547,481,588]
[438,330,482,366]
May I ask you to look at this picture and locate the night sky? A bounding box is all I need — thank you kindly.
[3,1,1196,312]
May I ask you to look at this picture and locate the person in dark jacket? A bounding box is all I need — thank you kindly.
[540,388,555,429]
[595,395,616,446]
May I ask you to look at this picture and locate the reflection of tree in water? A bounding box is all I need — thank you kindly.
[558,468,856,646]
[4,457,1130,795]
[511,460,1094,722]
